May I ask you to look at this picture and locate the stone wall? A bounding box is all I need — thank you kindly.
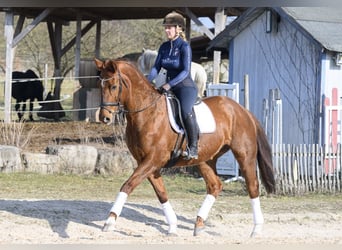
[0,145,136,175]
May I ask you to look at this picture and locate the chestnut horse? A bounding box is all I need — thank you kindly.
[95,58,276,237]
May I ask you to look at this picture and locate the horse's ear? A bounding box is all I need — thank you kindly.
[94,58,103,70]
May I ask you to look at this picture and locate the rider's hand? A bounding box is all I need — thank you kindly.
[158,83,171,94]
[161,83,171,91]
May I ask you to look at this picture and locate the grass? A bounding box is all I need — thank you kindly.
[0,172,212,201]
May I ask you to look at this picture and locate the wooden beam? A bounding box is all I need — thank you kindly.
[61,20,96,56]
[12,7,55,47]
[14,14,25,37]
[184,7,214,40]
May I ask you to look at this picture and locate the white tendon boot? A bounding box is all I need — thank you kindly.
[250,197,264,237]
[194,194,216,236]
[161,201,178,235]
[103,192,128,232]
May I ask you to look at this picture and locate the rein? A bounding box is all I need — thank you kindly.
[99,70,162,115]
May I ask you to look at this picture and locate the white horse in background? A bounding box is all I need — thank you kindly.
[137,48,207,98]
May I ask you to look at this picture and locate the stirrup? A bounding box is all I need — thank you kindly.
[182,148,198,160]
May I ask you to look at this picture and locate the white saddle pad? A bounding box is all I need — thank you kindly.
[166,96,216,134]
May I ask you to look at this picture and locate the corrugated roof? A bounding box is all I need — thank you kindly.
[283,7,342,52]
[208,7,342,53]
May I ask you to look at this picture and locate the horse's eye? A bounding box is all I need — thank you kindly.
[111,85,117,91]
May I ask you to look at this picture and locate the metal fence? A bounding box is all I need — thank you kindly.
[272,144,342,195]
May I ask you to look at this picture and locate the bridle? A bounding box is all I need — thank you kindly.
[99,72,124,115]
[99,69,162,115]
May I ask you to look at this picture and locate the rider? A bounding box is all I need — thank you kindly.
[147,11,199,160]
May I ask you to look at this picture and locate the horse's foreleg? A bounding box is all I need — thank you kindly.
[22,103,27,120]
[15,102,24,121]
[102,191,127,232]
[194,161,223,236]
[29,100,34,121]
[148,172,177,235]
[102,161,157,232]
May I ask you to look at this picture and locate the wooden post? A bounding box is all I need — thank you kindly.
[4,11,14,123]
[213,8,226,84]
[244,74,249,110]
[95,21,101,58]
[74,14,82,78]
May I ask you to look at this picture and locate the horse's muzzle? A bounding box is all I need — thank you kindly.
[99,107,114,124]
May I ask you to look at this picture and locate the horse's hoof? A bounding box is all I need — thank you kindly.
[193,226,205,236]
[166,232,178,237]
[102,223,115,232]
[102,217,116,232]
[250,224,262,238]
[167,224,177,236]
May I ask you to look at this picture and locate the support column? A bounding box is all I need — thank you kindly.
[213,8,226,84]
[4,11,14,123]
[53,22,62,99]
[95,21,101,58]
[74,14,82,78]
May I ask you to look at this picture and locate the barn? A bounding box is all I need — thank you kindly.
[1,3,246,123]
[208,7,342,146]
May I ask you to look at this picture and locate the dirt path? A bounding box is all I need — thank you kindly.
[0,198,342,245]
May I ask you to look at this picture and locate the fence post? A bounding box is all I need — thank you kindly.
[244,74,249,110]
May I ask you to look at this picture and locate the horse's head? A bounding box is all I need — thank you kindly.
[95,58,127,124]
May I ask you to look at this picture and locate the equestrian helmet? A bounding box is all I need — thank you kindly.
[163,11,185,28]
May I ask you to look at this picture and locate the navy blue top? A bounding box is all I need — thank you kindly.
[148,37,193,88]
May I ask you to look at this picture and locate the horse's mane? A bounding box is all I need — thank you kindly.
[111,58,158,93]
[114,58,147,78]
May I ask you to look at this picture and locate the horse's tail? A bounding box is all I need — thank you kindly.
[256,121,276,194]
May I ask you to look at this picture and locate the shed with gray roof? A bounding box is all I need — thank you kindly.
[208,7,342,145]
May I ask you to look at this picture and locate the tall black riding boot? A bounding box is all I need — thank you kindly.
[183,111,199,160]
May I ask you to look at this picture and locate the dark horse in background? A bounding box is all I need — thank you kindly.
[95,58,276,238]
[12,69,44,121]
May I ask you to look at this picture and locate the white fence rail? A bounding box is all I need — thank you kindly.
[206,83,239,103]
[272,144,342,195]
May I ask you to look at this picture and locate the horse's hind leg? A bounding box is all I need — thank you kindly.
[147,171,177,235]
[194,161,223,236]
[235,151,264,237]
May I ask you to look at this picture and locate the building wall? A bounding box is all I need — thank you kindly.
[321,51,342,102]
[229,10,322,144]
[320,51,342,145]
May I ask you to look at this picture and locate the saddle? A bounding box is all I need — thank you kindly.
[165,94,216,134]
